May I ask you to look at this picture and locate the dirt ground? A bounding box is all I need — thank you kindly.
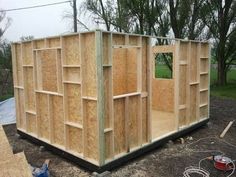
[3,96,236,177]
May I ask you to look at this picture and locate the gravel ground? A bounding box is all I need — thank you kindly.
[3,96,236,177]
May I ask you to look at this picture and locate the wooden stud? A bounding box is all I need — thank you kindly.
[61,36,68,150]
[96,30,105,165]
[186,42,191,125]
[80,33,86,158]
[110,33,115,159]
[56,48,62,94]
[207,43,211,119]
[196,43,201,122]
[137,36,142,146]
[174,41,180,131]
[48,95,53,143]
[125,96,129,152]
[147,37,152,142]
[11,44,18,86]
[20,43,27,130]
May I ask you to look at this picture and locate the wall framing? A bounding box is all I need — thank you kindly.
[12,30,210,171]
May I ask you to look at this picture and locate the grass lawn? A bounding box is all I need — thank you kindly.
[0,93,13,102]
[155,64,172,79]
[210,68,236,99]
[156,64,236,100]
[0,86,13,102]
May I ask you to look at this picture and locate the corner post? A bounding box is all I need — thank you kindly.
[95,29,105,165]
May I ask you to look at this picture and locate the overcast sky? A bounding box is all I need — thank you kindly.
[1,0,95,42]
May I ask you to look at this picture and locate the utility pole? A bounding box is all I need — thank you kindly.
[73,0,77,32]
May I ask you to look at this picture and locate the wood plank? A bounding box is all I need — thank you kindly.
[174,41,180,130]
[152,45,175,53]
[147,37,152,141]
[96,30,105,165]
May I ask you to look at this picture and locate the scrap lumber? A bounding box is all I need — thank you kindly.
[0,125,32,177]
[220,121,234,138]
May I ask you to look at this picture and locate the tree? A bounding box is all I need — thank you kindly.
[168,0,206,40]
[0,11,12,40]
[20,36,34,41]
[82,0,114,31]
[0,11,12,99]
[201,0,236,85]
[0,41,12,98]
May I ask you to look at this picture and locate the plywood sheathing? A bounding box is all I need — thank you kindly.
[0,125,32,177]
[152,79,174,112]
[12,31,210,167]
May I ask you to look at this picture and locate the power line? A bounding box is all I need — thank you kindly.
[0,1,71,12]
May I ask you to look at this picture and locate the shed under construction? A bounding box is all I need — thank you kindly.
[12,30,210,172]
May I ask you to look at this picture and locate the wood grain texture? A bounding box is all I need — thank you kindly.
[36,93,50,140]
[38,49,58,92]
[22,42,33,65]
[23,67,35,111]
[63,35,80,65]
[114,98,126,154]
[152,79,174,112]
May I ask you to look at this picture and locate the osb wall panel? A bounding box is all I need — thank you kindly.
[14,89,20,128]
[12,32,100,165]
[63,68,80,83]
[67,126,83,153]
[22,42,33,65]
[65,84,82,124]
[26,113,36,134]
[179,42,188,62]
[36,93,50,140]
[34,39,45,49]
[23,67,35,111]
[104,132,113,159]
[179,65,187,105]
[18,89,26,129]
[113,48,127,95]
[179,109,187,126]
[105,35,149,160]
[190,43,198,83]
[63,35,80,65]
[112,48,138,95]
[112,34,125,45]
[38,49,58,92]
[103,68,111,129]
[128,96,140,149]
[102,33,110,65]
[48,37,60,48]
[113,98,126,154]
[127,48,138,93]
[152,79,174,112]
[84,100,98,161]
[200,105,208,119]
[82,33,97,97]
[142,98,148,143]
[189,85,198,123]
[50,95,64,146]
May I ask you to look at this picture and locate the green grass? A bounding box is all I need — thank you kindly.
[210,68,236,99]
[0,86,14,102]
[0,93,13,102]
[155,64,172,79]
[210,83,236,99]
[156,64,236,100]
